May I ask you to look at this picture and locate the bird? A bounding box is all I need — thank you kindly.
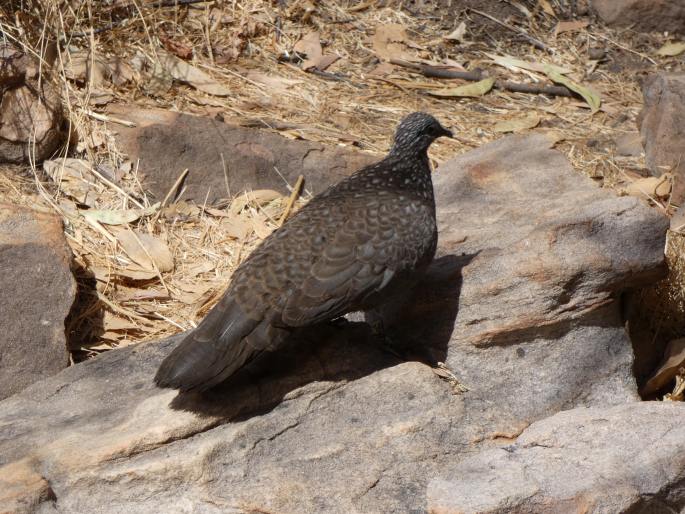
[155,112,452,392]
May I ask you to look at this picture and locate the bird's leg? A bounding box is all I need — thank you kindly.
[366,316,406,360]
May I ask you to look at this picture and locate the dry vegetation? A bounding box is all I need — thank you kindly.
[1,0,684,392]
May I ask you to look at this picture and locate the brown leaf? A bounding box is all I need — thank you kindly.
[444,22,467,42]
[373,24,411,61]
[641,338,685,395]
[493,113,541,133]
[624,173,672,199]
[113,266,159,281]
[114,229,174,272]
[368,62,396,77]
[43,159,98,206]
[245,71,303,94]
[144,59,173,96]
[156,51,231,96]
[230,189,283,213]
[555,20,589,35]
[108,56,136,86]
[294,31,323,70]
[160,35,193,60]
[315,54,341,72]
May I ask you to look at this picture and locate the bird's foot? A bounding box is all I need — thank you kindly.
[368,319,405,360]
[432,362,469,395]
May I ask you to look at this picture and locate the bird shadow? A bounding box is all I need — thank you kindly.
[169,253,477,422]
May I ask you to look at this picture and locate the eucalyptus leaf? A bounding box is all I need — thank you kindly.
[427,77,495,98]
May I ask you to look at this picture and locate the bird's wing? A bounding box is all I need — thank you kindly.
[282,193,434,326]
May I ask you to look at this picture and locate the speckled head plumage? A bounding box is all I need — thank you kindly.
[389,112,452,156]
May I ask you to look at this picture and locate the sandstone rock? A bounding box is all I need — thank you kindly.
[0,44,65,163]
[427,402,685,514]
[591,0,685,33]
[638,73,685,204]
[0,134,668,513]
[0,204,75,401]
[107,105,378,203]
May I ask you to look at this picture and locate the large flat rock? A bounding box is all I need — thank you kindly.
[427,402,685,513]
[0,133,670,513]
[0,204,74,401]
[107,105,378,203]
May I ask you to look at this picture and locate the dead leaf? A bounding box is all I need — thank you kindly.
[656,41,685,57]
[108,56,136,86]
[493,112,540,133]
[117,287,170,301]
[246,71,303,94]
[160,35,194,60]
[81,202,160,225]
[252,215,275,239]
[231,189,283,213]
[555,20,589,35]
[43,159,98,206]
[368,62,395,77]
[114,229,174,272]
[444,22,466,42]
[222,216,252,239]
[373,24,411,61]
[185,261,215,278]
[543,65,601,112]
[157,51,231,96]
[427,77,495,98]
[641,338,685,395]
[315,54,340,71]
[486,53,572,75]
[144,59,173,96]
[103,311,140,332]
[294,31,323,70]
[113,266,159,281]
[538,0,556,16]
[624,173,672,199]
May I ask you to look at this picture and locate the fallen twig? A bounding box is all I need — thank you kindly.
[390,59,574,98]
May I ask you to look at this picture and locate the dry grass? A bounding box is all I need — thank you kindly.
[1,0,684,373]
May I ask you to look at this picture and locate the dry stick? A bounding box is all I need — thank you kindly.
[470,8,552,53]
[151,168,189,226]
[87,164,146,208]
[83,109,137,127]
[389,59,574,98]
[279,174,304,226]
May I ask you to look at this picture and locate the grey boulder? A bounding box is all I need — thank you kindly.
[0,133,671,513]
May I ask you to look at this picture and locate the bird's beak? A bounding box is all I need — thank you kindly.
[440,125,454,138]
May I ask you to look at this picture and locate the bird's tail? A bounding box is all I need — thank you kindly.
[154,297,260,392]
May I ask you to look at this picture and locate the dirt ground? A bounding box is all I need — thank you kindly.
[1,0,684,396]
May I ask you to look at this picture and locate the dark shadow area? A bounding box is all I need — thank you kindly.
[168,253,477,421]
[65,263,105,362]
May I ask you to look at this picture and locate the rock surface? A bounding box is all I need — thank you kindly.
[0,133,672,513]
[0,44,64,163]
[639,73,685,204]
[427,402,685,514]
[591,0,685,33]
[0,204,75,401]
[107,105,378,203]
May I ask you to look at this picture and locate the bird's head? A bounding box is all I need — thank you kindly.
[389,112,452,156]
